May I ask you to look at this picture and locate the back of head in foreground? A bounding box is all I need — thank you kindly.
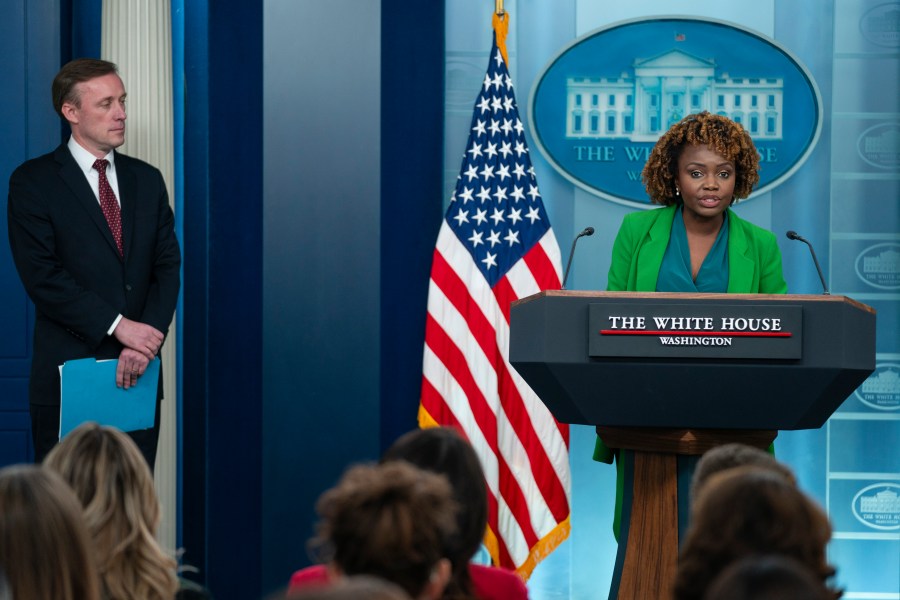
[703,554,835,600]
[382,427,488,596]
[673,466,841,600]
[0,464,100,600]
[44,422,178,600]
[310,461,457,600]
[691,443,797,501]
[642,111,760,205]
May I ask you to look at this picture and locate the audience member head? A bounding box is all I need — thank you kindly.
[0,464,100,600]
[704,555,835,600]
[310,461,457,600]
[285,575,412,600]
[691,443,796,501]
[673,466,840,600]
[44,422,178,600]
[382,427,488,596]
[642,111,759,205]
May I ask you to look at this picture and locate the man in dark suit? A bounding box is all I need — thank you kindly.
[7,58,181,466]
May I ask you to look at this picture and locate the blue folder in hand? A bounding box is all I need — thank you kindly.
[59,357,159,439]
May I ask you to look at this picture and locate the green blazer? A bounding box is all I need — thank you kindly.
[596,205,787,540]
[607,204,788,294]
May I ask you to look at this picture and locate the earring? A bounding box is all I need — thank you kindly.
[675,188,680,196]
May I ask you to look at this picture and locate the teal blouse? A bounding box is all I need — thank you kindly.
[656,207,730,293]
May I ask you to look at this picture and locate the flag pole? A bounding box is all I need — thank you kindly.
[421,1,571,578]
[492,5,509,68]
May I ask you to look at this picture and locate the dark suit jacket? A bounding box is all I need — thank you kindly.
[7,143,181,406]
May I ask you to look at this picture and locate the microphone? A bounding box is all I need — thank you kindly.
[786,230,830,295]
[561,226,595,290]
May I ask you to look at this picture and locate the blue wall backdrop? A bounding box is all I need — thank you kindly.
[260,0,444,595]
[444,1,899,598]
[180,0,264,597]
[262,0,383,590]
[0,0,60,468]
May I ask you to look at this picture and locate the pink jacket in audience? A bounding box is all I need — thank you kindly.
[288,563,528,600]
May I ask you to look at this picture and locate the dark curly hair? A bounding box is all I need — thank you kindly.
[310,461,457,599]
[642,111,760,205]
[382,427,486,600]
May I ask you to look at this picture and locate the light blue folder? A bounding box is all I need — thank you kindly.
[59,357,159,438]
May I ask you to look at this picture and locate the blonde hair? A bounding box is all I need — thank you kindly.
[45,423,178,600]
[0,464,100,600]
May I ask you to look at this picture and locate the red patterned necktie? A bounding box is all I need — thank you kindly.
[93,158,123,256]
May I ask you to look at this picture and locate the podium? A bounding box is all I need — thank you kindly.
[509,291,875,600]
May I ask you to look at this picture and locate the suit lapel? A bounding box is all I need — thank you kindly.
[635,205,676,291]
[116,152,136,262]
[727,210,754,292]
[55,145,121,258]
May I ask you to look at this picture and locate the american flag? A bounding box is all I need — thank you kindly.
[419,20,571,578]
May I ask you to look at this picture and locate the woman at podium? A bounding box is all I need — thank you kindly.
[606,111,786,296]
[594,111,788,538]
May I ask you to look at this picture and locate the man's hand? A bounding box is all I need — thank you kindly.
[113,317,164,360]
[116,348,150,389]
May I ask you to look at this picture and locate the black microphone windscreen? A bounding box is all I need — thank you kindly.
[584,226,595,236]
[786,230,800,241]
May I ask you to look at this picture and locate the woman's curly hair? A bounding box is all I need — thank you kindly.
[642,111,760,205]
[310,461,458,599]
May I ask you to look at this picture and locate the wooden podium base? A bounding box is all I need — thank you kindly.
[596,427,777,600]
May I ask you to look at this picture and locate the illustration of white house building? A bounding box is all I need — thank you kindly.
[861,369,900,396]
[862,127,900,167]
[860,488,900,515]
[865,8,900,38]
[863,249,900,274]
[566,49,783,142]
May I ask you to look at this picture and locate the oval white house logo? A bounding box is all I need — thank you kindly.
[855,243,900,290]
[860,3,900,48]
[529,17,823,207]
[852,483,900,531]
[855,364,900,411]
[857,122,900,169]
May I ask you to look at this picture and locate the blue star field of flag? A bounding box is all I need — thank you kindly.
[446,37,551,288]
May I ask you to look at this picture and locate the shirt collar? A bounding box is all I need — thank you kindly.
[67,137,116,175]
